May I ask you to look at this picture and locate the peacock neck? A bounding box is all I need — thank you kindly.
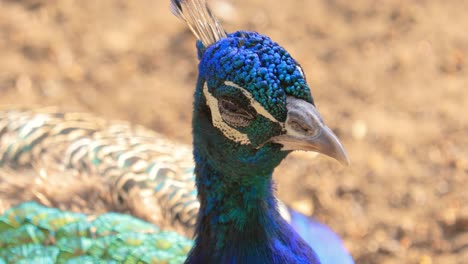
[185,148,320,264]
[185,78,319,263]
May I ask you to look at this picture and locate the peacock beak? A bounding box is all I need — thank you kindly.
[270,97,350,166]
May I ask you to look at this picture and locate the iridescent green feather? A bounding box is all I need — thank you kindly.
[0,202,193,263]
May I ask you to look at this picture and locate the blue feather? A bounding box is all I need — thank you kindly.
[288,209,354,264]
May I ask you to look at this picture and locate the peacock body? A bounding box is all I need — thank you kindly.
[0,108,199,233]
[0,0,354,263]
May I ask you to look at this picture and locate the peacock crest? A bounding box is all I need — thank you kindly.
[170,0,227,47]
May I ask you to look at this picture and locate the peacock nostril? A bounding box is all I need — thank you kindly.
[288,118,319,137]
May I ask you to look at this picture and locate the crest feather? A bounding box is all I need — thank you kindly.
[171,0,227,47]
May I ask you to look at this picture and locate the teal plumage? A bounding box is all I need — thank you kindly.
[1,202,191,263]
[0,0,353,263]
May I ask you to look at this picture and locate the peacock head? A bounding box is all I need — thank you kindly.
[172,0,349,176]
[192,31,348,175]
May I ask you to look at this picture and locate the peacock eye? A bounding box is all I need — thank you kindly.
[218,97,256,128]
[221,98,240,113]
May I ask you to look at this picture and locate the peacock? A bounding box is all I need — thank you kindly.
[0,0,353,263]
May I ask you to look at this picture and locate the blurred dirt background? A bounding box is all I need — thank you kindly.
[0,0,467,263]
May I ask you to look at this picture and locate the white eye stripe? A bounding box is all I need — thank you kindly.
[203,81,286,145]
[223,81,281,125]
[296,66,305,78]
[203,83,251,145]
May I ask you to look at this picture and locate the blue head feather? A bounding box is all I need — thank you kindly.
[198,31,314,122]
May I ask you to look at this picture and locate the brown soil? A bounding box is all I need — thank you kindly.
[0,1,467,263]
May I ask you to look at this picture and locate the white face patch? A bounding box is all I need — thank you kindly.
[224,81,281,125]
[203,83,251,145]
[296,65,305,78]
[203,82,286,145]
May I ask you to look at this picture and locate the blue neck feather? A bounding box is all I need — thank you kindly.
[187,155,319,264]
